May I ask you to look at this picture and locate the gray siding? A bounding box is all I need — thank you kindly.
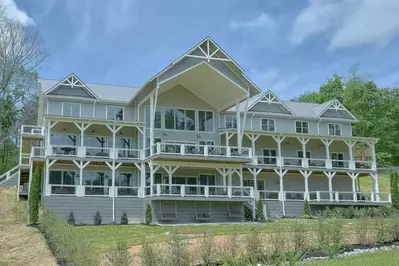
[48,85,95,98]
[151,200,244,224]
[42,196,146,224]
[263,201,304,218]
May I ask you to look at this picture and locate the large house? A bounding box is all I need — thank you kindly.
[0,37,390,224]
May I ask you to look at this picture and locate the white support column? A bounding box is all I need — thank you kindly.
[344,140,357,170]
[347,172,359,202]
[323,171,336,202]
[272,136,286,167]
[248,168,262,200]
[44,159,57,196]
[73,160,90,196]
[368,142,377,171]
[149,80,160,149]
[297,137,310,168]
[299,170,312,200]
[216,168,230,191]
[370,173,380,202]
[148,162,161,196]
[274,169,288,216]
[105,161,122,222]
[134,162,147,197]
[245,133,260,163]
[162,165,179,193]
[236,100,241,149]
[321,139,333,169]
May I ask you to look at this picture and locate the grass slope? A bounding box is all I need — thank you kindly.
[0,188,56,266]
[307,249,399,265]
[359,174,390,193]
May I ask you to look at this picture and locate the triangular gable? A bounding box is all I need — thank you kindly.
[317,100,357,120]
[187,38,231,62]
[44,73,100,99]
[248,90,294,115]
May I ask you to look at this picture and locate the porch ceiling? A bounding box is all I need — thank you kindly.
[159,62,248,111]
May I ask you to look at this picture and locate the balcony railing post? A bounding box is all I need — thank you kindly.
[204,145,208,157]
[180,144,185,156]
[228,186,232,198]
[316,191,320,202]
[335,191,339,202]
[389,193,392,203]
[248,148,252,159]
[156,184,161,196]
[325,159,332,169]
[227,148,231,158]
[156,143,161,154]
[205,186,209,197]
[181,185,185,197]
[250,187,254,198]
[371,192,375,202]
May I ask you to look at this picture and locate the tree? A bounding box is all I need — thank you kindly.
[0,3,46,173]
[390,171,399,210]
[303,199,312,218]
[145,202,152,225]
[256,200,264,221]
[28,166,41,224]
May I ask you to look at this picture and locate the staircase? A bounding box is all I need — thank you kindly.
[0,165,20,187]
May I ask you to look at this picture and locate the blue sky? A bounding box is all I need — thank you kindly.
[4,0,399,99]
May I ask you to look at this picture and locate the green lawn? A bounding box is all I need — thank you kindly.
[359,174,390,193]
[75,219,322,249]
[306,249,399,265]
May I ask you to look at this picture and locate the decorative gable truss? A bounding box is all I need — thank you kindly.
[248,90,294,115]
[318,100,357,120]
[186,38,235,64]
[44,73,100,99]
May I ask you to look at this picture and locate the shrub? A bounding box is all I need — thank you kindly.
[93,210,102,225]
[67,211,75,226]
[292,221,307,252]
[199,232,216,266]
[163,234,191,266]
[390,170,399,210]
[256,200,264,221]
[40,210,99,266]
[245,226,264,264]
[105,240,132,266]
[320,243,345,258]
[140,239,162,266]
[355,217,370,245]
[120,211,128,225]
[303,199,312,218]
[375,218,386,243]
[28,167,41,224]
[223,228,239,258]
[145,202,152,225]
[270,229,286,257]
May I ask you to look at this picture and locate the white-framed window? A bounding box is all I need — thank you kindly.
[62,102,81,117]
[225,115,237,128]
[297,150,311,165]
[331,153,344,168]
[261,118,275,131]
[49,170,78,185]
[145,106,162,129]
[328,123,342,136]
[106,106,124,121]
[164,108,195,131]
[295,121,309,133]
[198,110,214,132]
[262,149,277,165]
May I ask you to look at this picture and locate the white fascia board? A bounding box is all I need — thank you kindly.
[317,99,358,121]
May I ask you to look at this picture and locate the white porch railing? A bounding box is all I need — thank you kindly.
[282,157,302,167]
[115,148,144,160]
[51,145,78,156]
[146,142,252,160]
[21,125,44,136]
[255,156,278,166]
[355,160,373,170]
[85,147,111,159]
[49,185,76,195]
[146,184,253,198]
[31,147,46,158]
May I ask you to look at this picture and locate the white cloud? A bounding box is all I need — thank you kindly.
[229,12,275,31]
[290,0,399,50]
[2,0,34,25]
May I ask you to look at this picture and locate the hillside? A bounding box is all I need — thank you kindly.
[0,188,56,266]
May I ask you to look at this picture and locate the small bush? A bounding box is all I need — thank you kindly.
[120,211,128,225]
[375,218,387,243]
[355,217,370,245]
[292,221,307,252]
[105,240,132,266]
[389,217,399,241]
[140,239,162,266]
[199,232,216,266]
[256,200,264,221]
[145,203,152,225]
[320,243,346,258]
[40,210,99,266]
[28,167,41,224]
[94,210,102,225]
[245,226,264,264]
[163,234,191,266]
[67,211,75,226]
[303,199,312,218]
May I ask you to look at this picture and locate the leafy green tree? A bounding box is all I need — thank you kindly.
[303,199,312,218]
[145,203,152,225]
[28,167,41,224]
[256,200,264,221]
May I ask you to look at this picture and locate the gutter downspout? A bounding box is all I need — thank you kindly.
[317,118,322,135]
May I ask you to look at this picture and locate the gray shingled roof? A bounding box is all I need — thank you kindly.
[39,78,140,103]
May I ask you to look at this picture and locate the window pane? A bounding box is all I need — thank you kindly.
[199,111,206,131]
[49,171,62,184]
[164,108,175,129]
[186,110,195,131]
[64,171,77,185]
[175,109,185,130]
[205,112,213,131]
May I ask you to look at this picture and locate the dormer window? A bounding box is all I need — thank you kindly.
[328,123,342,136]
[106,106,124,121]
[261,118,275,131]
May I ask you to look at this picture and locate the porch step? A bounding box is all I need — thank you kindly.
[0,165,20,187]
